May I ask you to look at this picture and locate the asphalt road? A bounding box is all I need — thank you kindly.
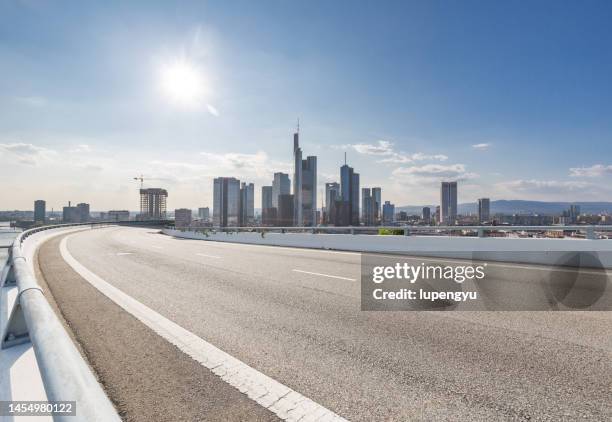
[37,226,612,421]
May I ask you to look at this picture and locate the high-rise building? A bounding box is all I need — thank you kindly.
[77,203,90,222]
[569,204,581,223]
[278,194,294,226]
[372,187,382,224]
[198,207,210,221]
[292,125,317,226]
[361,188,379,226]
[440,182,457,225]
[174,208,192,228]
[108,210,130,221]
[261,185,275,226]
[239,182,255,226]
[62,201,78,223]
[339,161,360,226]
[478,198,490,224]
[382,201,395,224]
[139,188,168,219]
[422,207,431,224]
[34,200,46,224]
[324,182,340,224]
[213,177,240,227]
[272,173,290,209]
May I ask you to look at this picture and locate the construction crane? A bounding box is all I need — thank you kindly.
[134,175,145,189]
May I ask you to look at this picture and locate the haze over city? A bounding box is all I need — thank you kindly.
[2,1,612,211]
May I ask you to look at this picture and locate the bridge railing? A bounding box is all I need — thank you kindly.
[0,220,166,421]
[168,225,612,240]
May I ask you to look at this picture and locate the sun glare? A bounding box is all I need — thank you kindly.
[159,60,205,107]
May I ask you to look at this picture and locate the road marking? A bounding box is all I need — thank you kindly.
[292,269,356,281]
[195,253,221,259]
[116,252,133,256]
[60,235,347,422]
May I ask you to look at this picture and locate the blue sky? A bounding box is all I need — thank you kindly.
[2,0,612,211]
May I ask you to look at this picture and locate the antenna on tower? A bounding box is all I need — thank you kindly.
[344,151,347,165]
[297,118,300,133]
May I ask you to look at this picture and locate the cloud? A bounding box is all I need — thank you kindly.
[206,104,219,117]
[337,140,448,164]
[471,143,491,150]
[569,164,612,177]
[0,142,56,165]
[14,96,47,107]
[391,163,478,185]
[497,179,589,193]
[69,144,92,153]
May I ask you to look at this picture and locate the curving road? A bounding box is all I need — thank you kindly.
[36,226,612,421]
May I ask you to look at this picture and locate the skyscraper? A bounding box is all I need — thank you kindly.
[278,194,295,226]
[372,187,382,224]
[239,182,255,226]
[292,124,317,226]
[174,208,192,228]
[34,200,46,224]
[139,188,168,219]
[422,207,431,224]
[76,203,90,222]
[478,198,490,224]
[440,181,457,225]
[261,185,275,226]
[324,182,340,224]
[272,173,290,209]
[382,201,395,224]
[340,160,360,226]
[198,207,210,221]
[213,177,240,227]
[361,188,379,226]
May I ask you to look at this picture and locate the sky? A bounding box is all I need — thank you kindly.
[2,0,612,211]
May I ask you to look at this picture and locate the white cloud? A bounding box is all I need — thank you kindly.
[471,143,490,150]
[391,163,478,185]
[337,140,448,164]
[0,142,56,165]
[569,164,612,177]
[69,144,92,153]
[14,96,47,107]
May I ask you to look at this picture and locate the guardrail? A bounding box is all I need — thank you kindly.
[170,225,612,240]
[0,220,166,421]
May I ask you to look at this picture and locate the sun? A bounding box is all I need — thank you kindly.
[159,60,206,107]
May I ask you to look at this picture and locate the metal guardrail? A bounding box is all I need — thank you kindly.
[171,225,612,240]
[0,220,166,421]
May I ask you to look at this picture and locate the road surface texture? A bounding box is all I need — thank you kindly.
[37,226,611,421]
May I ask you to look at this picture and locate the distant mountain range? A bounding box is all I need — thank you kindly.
[396,200,612,215]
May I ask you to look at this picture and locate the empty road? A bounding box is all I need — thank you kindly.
[36,226,612,421]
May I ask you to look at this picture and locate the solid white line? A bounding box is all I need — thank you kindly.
[60,235,346,422]
[195,253,221,259]
[292,269,356,281]
[116,252,133,256]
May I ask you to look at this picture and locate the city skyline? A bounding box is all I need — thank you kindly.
[2,1,612,211]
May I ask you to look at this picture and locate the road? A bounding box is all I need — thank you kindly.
[36,226,612,421]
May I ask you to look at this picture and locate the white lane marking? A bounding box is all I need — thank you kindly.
[292,269,356,281]
[60,235,347,422]
[116,252,133,256]
[195,253,221,259]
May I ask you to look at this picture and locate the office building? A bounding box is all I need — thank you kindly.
[569,204,581,223]
[174,208,192,228]
[422,207,431,224]
[108,210,130,221]
[239,182,255,226]
[478,198,490,223]
[261,185,275,226]
[382,201,395,224]
[339,160,360,226]
[139,188,168,219]
[440,181,457,225]
[324,182,340,224]
[62,202,78,223]
[213,177,240,227]
[272,173,290,209]
[278,194,294,226]
[372,187,382,224]
[77,203,90,222]
[361,188,379,226]
[292,126,317,226]
[34,200,46,224]
[198,207,210,221]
